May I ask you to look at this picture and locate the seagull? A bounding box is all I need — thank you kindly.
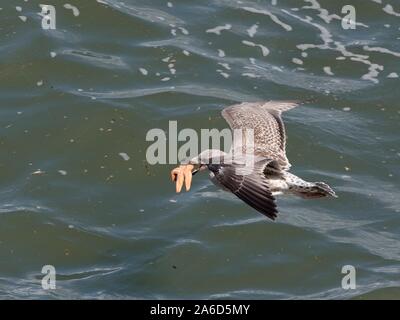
[170,101,337,220]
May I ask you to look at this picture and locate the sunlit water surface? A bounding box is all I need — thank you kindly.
[0,0,399,299]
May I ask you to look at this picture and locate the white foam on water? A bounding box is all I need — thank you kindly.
[217,69,229,78]
[217,49,225,57]
[118,152,130,161]
[242,72,259,78]
[363,45,400,58]
[179,27,189,35]
[323,66,334,75]
[139,68,148,75]
[247,24,258,38]
[272,65,283,72]
[64,4,80,16]
[242,6,292,31]
[218,62,231,70]
[383,4,400,17]
[350,56,384,83]
[387,72,399,78]
[32,170,45,176]
[99,1,184,27]
[206,24,232,35]
[292,57,303,65]
[242,40,269,56]
[284,9,382,83]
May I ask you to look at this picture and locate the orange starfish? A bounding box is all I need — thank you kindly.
[170,164,195,193]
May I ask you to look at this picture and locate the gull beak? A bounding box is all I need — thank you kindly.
[191,165,201,175]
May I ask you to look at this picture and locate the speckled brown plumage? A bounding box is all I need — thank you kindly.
[221,100,299,170]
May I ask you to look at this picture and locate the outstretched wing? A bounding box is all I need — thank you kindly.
[207,159,278,220]
[222,101,299,170]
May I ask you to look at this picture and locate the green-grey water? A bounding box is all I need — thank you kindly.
[0,0,399,299]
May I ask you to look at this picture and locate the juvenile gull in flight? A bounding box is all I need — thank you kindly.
[171,101,337,220]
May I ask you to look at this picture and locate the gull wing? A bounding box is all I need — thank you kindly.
[222,101,299,170]
[207,159,278,220]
